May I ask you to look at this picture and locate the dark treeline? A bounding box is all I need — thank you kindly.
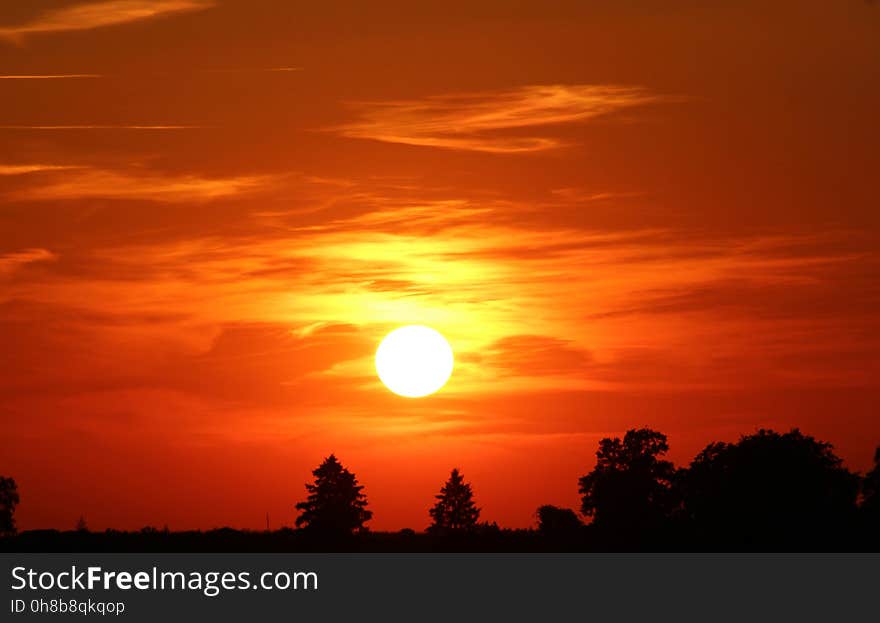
[2,428,879,552]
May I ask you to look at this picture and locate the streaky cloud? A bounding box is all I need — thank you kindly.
[0,164,82,175]
[0,248,56,274]
[0,74,102,79]
[0,125,205,130]
[6,167,275,202]
[0,0,214,42]
[333,84,665,153]
[205,67,303,73]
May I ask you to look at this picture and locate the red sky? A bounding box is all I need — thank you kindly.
[1,0,879,532]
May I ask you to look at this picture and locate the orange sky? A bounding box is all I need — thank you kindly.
[1,0,879,532]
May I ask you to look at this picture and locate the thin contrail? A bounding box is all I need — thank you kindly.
[0,74,102,79]
[0,125,207,130]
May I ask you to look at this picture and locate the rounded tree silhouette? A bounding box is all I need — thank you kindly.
[578,428,676,532]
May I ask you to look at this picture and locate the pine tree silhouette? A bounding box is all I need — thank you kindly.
[429,468,480,533]
[295,454,372,535]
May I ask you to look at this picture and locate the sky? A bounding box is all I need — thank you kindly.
[1,0,879,532]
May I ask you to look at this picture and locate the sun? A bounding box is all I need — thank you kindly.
[375,325,454,398]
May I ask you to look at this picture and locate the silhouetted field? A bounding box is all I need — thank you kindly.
[3,521,878,553]
[3,428,877,552]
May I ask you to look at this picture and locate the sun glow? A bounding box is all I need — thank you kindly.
[375,325,454,398]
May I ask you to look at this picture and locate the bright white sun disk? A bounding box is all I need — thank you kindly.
[375,325,454,398]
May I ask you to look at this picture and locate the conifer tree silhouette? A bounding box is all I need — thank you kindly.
[429,468,480,533]
[295,455,372,535]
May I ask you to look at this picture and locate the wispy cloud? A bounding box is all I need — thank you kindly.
[6,167,274,202]
[0,248,56,274]
[0,0,214,42]
[0,74,101,79]
[205,67,303,73]
[481,335,593,377]
[0,164,82,175]
[550,187,644,202]
[0,125,204,130]
[334,84,663,153]
[0,69,299,79]
[2,174,875,397]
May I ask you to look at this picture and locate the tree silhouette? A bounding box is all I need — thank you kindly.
[429,468,480,533]
[0,476,19,536]
[537,505,582,536]
[578,428,676,531]
[295,454,372,535]
[860,446,880,516]
[680,429,859,545]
